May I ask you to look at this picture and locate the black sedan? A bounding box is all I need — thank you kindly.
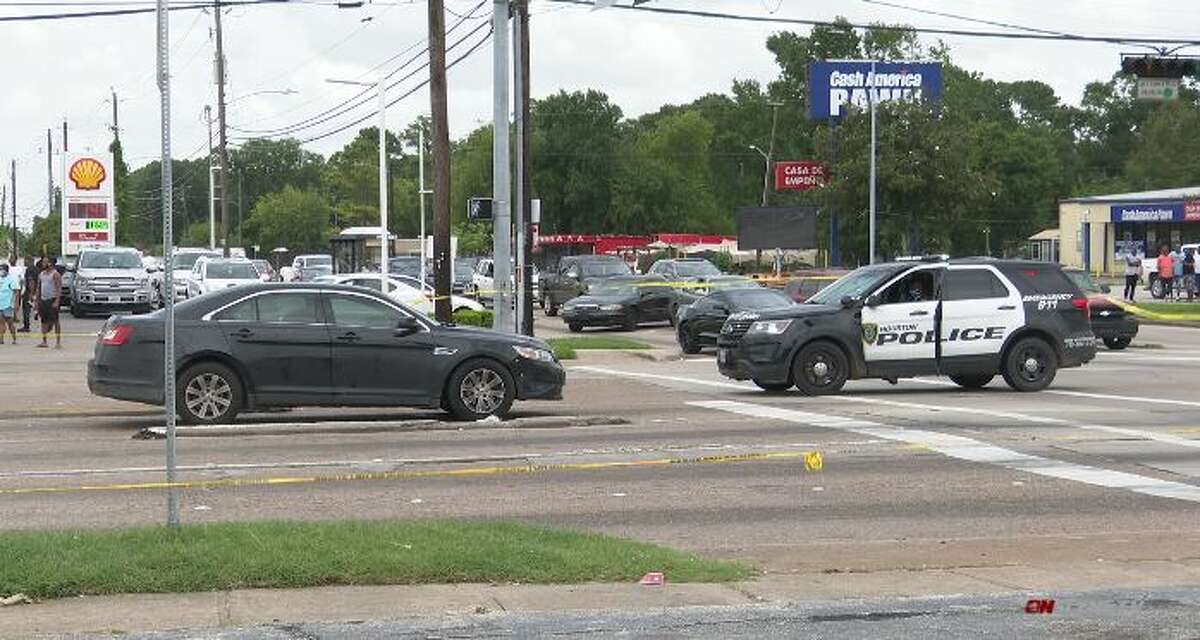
[676,287,794,354]
[560,276,674,332]
[88,283,565,424]
[1064,268,1138,349]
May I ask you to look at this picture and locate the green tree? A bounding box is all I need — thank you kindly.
[26,212,61,258]
[532,90,623,233]
[243,186,334,253]
[231,138,324,225]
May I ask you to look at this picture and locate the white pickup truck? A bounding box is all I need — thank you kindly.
[1140,243,1198,298]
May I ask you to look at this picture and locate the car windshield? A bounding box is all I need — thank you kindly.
[708,276,759,291]
[590,280,639,297]
[807,265,898,305]
[675,261,721,277]
[725,289,794,309]
[172,252,220,270]
[207,262,259,279]
[79,252,142,269]
[581,261,630,277]
[1066,270,1101,293]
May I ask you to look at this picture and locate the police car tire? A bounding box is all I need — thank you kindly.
[1103,337,1131,350]
[949,374,993,389]
[1001,337,1058,392]
[677,324,701,354]
[792,340,849,395]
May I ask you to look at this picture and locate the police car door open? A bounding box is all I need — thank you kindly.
[939,266,1022,360]
[860,266,941,363]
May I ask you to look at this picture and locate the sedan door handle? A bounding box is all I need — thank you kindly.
[230,328,254,339]
[997,305,1016,310]
[336,332,362,342]
[909,310,929,316]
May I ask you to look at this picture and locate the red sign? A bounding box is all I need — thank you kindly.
[775,161,827,191]
[1186,200,1200,221]
[69,231,109,242]
[1024,599,1056,614]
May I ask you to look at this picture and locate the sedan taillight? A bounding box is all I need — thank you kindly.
[101,324,134,346]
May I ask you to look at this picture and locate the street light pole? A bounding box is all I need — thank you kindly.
[491,0,513,334]
[868,60,878,265]
[419,123,427,287]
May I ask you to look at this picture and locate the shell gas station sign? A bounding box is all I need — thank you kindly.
[61,152,116,255]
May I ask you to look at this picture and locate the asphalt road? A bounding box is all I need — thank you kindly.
[5,313,1200,633]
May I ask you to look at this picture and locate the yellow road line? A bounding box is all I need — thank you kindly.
[0,450,821,496]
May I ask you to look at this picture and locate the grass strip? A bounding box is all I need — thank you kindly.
[547,336,653,361]
[0,520,750,600]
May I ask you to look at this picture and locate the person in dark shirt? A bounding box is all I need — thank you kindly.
[20,257,37,332]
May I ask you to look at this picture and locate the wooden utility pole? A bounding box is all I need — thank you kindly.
[428,0,452,323]
[214,0,231,256]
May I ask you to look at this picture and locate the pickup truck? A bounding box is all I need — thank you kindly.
[1141,243,1198,298]
[540,255,633,316]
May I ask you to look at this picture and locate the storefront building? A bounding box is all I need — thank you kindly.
[1059,186,1200,274]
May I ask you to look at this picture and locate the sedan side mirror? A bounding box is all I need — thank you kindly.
[395,316,421,336]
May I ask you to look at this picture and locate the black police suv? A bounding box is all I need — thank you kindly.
[676,287,794,354]
[717,258,1097,393]
[88,283,565,423]
[1063,267,1138,350]
[560,276,674,332]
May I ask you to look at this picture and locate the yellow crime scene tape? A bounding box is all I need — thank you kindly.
[0,449,823,496]
[1108,297,1200,323]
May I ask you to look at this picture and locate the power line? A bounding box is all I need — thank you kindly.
[0,0,289,22]
[546,0,1200,46]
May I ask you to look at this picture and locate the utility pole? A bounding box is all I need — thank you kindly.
[868,60,878,265]
[491,0,513,333]
[11,161,17,260]
[62,119,68,154]
[514,0,532,335]
[418,123,427,287]
[111,89,120,136]
[376,76,389,278]
[429,0,453,323]
[47,129,53,220]
[214,0,231,256]
[206,105,215,250]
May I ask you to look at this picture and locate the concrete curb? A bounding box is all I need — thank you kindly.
[133,415,630,439]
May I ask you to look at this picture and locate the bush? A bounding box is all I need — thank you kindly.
[452,309,494,327]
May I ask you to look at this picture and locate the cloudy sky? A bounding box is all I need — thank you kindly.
[2,0,1198,231]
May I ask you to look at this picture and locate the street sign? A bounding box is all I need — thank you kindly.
[807,60,943,120]
[468,197,493,220]
[1137,77,1180,101]
[774,161,827,191]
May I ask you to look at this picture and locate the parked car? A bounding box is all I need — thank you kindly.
[467,258,540,305]
[58,256,76,307]
[393,275,486,313]
[251,259,277,282]
[541,255,632,316]
[1063,267,1138,350]
[676,287,795,354]
[168,249,222,301]
[667,275,762,326]
[292,254,334,282]
[315,273,482,315]
[70,247,155,317]
[87,283,565,423]
[646,258,723,282]
[187,258,261,298]
[560,275,674,332]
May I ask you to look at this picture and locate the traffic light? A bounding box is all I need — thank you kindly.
[1120,55,1199,78]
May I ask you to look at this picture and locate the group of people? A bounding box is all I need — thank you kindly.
[0,256,64,348]
[1154,245,1198,302]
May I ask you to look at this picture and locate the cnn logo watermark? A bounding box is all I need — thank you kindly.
[1024,598,1056,614]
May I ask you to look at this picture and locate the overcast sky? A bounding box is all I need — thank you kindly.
[3,0,1198,231]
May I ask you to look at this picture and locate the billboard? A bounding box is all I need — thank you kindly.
[736,206,818,251]
[61,152,116,256]
[807,60,943,121]
[774,161,827,191]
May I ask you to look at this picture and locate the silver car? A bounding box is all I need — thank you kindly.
[70,248,155,317]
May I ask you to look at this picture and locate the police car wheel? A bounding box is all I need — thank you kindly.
[677,324,701,354]
[1002,337,1058,392]
[792,341,848,395]
[1103,337,1131,350]
[949,374,993,389]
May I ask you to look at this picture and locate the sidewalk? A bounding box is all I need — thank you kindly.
[6,560,1200,638]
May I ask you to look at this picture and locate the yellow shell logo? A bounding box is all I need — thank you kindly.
[69,158,107,190]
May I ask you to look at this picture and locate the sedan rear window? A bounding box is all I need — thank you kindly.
[257,293,320,324]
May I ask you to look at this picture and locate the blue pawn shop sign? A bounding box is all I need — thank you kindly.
[807,60,943,121]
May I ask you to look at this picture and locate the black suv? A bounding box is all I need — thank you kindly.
[541,255,632,316]
[717,258,1096,393]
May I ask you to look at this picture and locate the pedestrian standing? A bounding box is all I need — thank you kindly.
[1172,248,1185,301]
[35,256,63,349]
[20,257,36,332]
[1123,252,1141,302]
[1185,248,1197,301]
[0,263,19,344]
[1156,245,1174,300]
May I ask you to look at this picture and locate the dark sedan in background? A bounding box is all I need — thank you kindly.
[1065,268,1138,349]
[88,283,565,423]
[560,276,674,332]
[676,287,794,354]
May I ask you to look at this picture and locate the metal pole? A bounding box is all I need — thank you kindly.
[206,105,215,250]
[868,60,877,265]
[11,161,17,260]
[429,0,453,323]
[214,0,230,256]
[513,0,526,334]
[156,0,179,529]
[46,129,53,221]
[491,0,513,333]
[378,77,389,278]
[419,124,426,286]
